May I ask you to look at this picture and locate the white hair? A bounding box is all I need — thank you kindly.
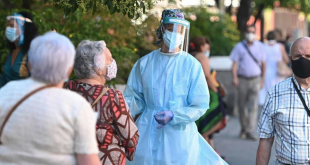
[74,40,106,78]
[28,32,75,84]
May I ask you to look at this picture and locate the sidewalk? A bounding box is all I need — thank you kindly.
[213,116,276,165]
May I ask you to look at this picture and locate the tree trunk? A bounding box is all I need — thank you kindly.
[260,9,265,42]
[254,4,265,25]
[237,0,254,36]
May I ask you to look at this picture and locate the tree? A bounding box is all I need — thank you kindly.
[183,7,240,56]
[235,0,309,39]
[53,0,157,19]
[0,2,159,84]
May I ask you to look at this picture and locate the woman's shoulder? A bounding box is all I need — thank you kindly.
[64,80,77,90]
[193,52,205,59]
[107,88,124,98]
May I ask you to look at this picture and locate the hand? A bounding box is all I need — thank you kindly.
[233,77,239,87]
[260,79,264,89]
[154,111,174,129]
[210,86,218,93]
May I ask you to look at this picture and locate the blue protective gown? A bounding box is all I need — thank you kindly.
[124,49,228,165]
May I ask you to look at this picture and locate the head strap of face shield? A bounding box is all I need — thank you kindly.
[6,15,32,23]
[162,18,190,28]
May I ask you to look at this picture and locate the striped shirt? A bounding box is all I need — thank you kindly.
[258,76,310,165]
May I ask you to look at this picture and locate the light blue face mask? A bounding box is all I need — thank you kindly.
[5,27,19,42]
[204,51,210,57]
[163,30,184,50]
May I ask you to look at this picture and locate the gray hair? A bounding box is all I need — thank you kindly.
[28,32,75,84]
[74,40,106,78]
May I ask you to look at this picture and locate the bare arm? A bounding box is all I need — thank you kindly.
[256,137,274,165]
[232,61,239,87]
[77,154,100,165]
[196,53,218,92]
[260,61,266,88]
[261,61,266,80]
[280,45,289,64]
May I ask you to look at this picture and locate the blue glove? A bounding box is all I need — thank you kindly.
[154,111,174,129]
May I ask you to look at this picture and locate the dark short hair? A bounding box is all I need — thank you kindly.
[245,24,256,33]
[267,31,276,40]
[189,36,210,54]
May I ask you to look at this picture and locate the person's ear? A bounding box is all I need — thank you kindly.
[289,55,293,61]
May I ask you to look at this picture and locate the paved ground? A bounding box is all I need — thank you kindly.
[213,116,276,165]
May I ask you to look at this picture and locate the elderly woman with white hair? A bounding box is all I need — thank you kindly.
[0,32,100,165]
[65,40,139,165]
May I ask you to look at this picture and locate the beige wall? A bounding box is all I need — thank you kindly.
[273,7,307,40]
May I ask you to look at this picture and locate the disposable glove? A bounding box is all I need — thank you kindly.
[154,111,174,129]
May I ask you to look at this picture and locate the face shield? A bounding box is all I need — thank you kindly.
[160,18,190,54]
[5,14,32,45]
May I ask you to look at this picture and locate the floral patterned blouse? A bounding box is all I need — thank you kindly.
[65,80,139,165]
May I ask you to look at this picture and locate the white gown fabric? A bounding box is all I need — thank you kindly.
[259,43,282,105]
[124,49,228,165]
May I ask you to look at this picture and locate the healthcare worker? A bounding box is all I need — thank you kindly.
[0,12,38,87]
[124,9,228,165]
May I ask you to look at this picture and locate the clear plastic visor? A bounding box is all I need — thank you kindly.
[162,23,189,54]
[5,15,29,43]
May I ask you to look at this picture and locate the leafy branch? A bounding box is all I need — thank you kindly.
[53,0,158,19]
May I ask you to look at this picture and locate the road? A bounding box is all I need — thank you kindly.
[213,116,276,165]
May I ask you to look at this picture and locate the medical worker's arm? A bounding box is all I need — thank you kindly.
[123,62,146,118]
[170,63,210,125]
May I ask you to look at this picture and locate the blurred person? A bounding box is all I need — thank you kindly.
[0,11,38,87]
[65,40,139,165]
[230,25,266,140]
[285,34,292,54]
[0,32,100,165]
[258,31,290,106]
[189,36,226,149]
[124,9,227,165]
[275,28,290,54]
[257,37,310,165]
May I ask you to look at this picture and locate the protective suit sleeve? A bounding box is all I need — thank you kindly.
[170,63,210,125]
[123,61,146,118]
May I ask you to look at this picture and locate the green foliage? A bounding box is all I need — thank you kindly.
[255,0,310,13]
[0,4,158,84]
[183,7,240,56]
[53,0,157,19]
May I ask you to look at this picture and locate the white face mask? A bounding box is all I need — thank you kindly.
[246,33,255,42]
[204,51,210,57]
[163,30,184,50]
[104,59,117,81]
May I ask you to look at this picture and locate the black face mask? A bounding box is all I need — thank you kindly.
[291,57,310,78]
